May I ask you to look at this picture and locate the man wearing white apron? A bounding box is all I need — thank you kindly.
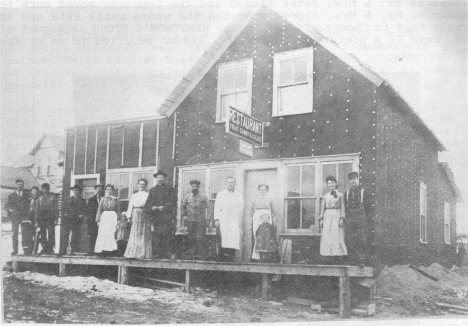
[214,177,244,262]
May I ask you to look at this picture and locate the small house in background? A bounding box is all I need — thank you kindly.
[1,166,41,219]
[14,132,65,197]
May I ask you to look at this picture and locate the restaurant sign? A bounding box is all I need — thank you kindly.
[226,106,264,146]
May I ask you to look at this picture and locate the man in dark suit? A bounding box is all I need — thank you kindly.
[58,185,87,255]
[86,183,104,255]
[5,179,30,255]
[36,183,58,254]
[145,170,176,259]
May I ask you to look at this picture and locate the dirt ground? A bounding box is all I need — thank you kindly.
[3,222,468,324]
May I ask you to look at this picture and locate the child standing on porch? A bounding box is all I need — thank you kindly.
[115,213,131,257]
[255,213,279,263]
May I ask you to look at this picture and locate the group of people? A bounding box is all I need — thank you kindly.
[6,170,370,266]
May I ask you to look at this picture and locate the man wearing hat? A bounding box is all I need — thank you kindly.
[344,172,372,266]
[180,180,212,260]
[58,184,87,255]
[36,183,58,254]
[144,170,176,259]
[86,183,104,255]
[5,178,30,255]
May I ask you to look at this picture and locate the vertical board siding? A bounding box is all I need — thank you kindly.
[95,126,108,178]
[74,128,87,175]
[123,122,141,168]
[109,125,124,169]
[86,127,97,174]
[142,121,157,167]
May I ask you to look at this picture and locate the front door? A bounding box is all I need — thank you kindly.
[242,169,279,262]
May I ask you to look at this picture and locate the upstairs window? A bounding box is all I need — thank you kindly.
[216,59,253,122]
[420,182,428,243]
[273,48,313,116]
[444,202,451,244]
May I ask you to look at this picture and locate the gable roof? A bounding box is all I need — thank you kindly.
[1,166,41,190]
[157,3,445,152]
[29,133,65,156]
[439,162,462,202]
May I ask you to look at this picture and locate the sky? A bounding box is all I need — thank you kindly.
[1,0,467,233]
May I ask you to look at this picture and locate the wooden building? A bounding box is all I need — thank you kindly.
[64,4,460,270]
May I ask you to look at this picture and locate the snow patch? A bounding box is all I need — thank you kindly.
[12,271,223,314]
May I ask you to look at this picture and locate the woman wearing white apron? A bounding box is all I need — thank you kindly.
[95,184,121,257]
[319,176,347,264]
[250,184,276,260]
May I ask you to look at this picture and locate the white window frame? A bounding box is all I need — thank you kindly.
[444,202,451,245]
[272,47,314,117]
[106,167,157,202]
[285,157,358,234]
[420,182,428,244]
[216,58,253,123]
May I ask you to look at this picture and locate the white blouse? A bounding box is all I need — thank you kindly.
[126,191,149,218]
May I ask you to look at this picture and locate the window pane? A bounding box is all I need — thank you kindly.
[294,83,311,113]
[236,91,250,113]
[294,56,308,83]
[286,199,301,229]
[279,58,293,85]
[235,65,248,88]
[223,68,236,92]
[109,174,119,197]
[302,165,315,197]
[322,164,337,195]
[182,171,195,198]
[210,169,224,200]
[301,199,315,229]
[194,170,206,195]
[221,94,236,119]
[119,173,130,200]
[286,166,300,197]
[279,85,295,114]
[338,163,354,193]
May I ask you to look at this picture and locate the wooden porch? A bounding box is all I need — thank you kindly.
[11,255,373,318]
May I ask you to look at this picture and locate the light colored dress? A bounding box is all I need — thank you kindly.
[320,191,348,256]
[95,196,121,253]
[124,191,152,259]
[214,189,244,250]
[250,195,275,259]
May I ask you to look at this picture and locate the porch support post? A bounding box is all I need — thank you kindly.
[118,265,128,285]
[59,263,66,277]
[339,276,351,318]
[261,274,270,300]
[185,270,190,293]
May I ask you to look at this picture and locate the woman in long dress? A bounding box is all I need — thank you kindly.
[124,178,152,259]
[250,184,276,260]
[95,184,121,256]
[319,176,347,263]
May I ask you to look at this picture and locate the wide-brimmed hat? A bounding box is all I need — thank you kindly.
[189,180,200,186]
[41,183,50,189]
[153,170,167,178]
[70,184,82,191]
[94,183,104,189]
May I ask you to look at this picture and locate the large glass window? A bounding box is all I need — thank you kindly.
[285,164,316,230]
[321,162,354,195]
[273,48,313,116]
[216,59,253,122]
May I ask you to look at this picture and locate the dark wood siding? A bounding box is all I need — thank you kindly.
[86,127,97,174]
[95,126,108,179]
[142,121,157,167]
[123,122,140,168]
[74,128,86,175]
[108,125,124,169]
